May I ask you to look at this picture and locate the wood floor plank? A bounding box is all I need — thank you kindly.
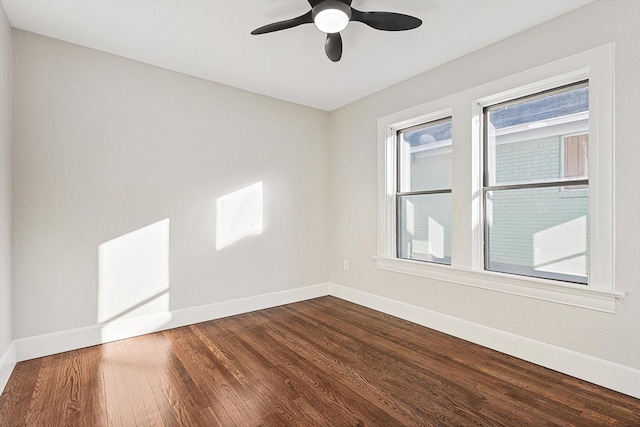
[284,302,524,415]
[301,297,640,426]
[1,296,639,426]
[161,355,213,427]
[170,326,253,426]
[210,314,397,426]
[0,358,42,427]
[23,353,59,426]
[53,350,82,426]
[268,305,502,426]
[190,323,307,426]
[290,299,574,425]
[196,319,345,425]
[101,343,139,427]
[241,311,443,426]
[77,345,108,427]
[286,305,519,426]
[299,298,610,426]
[131,333,179,427]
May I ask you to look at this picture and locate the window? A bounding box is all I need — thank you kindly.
[397,118,452,264]
[377,43,619,312]
[483,82,590,284]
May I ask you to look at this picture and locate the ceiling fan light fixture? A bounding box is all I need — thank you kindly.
[251,0,422,62]
[312,1,351,33]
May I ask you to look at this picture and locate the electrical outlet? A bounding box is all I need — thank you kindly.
[343,260,349,271]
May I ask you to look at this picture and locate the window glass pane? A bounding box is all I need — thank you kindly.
[486,186,588,284]
[486,84,589,186]
[398,119,452,192]
[398,193,451,265]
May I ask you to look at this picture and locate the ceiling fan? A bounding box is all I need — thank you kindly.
[251,0,422,62]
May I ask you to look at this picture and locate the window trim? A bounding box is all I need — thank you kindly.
[377,43,622,313]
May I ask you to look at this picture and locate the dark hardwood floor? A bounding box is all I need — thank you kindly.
[1,296,639,426]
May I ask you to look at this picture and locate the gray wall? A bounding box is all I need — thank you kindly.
[329,0,640,369]
[12,30,330,338]
[0,5,12,359]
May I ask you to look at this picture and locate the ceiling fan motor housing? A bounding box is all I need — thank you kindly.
[312,0,352,33]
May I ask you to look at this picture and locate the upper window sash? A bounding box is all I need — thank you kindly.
[483,80,590,188]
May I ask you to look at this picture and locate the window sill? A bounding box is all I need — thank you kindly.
[374,256,623,313]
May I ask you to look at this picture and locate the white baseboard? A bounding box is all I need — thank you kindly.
[329,283,640,399]
[8,281,639,400]
[0,341,17,395]
[15,283,330,362]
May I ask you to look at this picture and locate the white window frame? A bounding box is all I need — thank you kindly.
[376,43,622,313]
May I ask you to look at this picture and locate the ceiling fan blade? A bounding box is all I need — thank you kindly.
[325,32,342,62]
[251,11,313,35]
[350,9,422,31]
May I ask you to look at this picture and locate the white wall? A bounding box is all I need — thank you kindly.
[12,30,330,339]
[0,4,11,361]
[329,0,640,370]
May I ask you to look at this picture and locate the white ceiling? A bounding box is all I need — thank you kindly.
[1,0,593,111]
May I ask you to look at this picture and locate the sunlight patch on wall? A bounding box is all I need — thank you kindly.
[216,181,264,251]
[98,218,171,325]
